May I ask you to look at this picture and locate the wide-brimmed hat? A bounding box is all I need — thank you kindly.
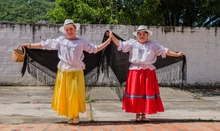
[132,25,153,36]
[59,19,80,34]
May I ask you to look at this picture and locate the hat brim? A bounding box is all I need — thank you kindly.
[59,23,80,34]
[133,30,153,36]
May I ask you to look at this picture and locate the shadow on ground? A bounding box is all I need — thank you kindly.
[166,86,220,97]
[55,118,220,126]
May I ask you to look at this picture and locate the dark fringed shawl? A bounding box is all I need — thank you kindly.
[21,31,186,87]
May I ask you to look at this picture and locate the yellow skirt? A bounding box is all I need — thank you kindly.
[51,69,86,119]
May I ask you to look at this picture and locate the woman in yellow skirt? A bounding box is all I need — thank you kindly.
[22,19,111,124]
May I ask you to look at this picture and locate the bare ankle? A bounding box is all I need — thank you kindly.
[136,114,141,117]
[135,114,141,121]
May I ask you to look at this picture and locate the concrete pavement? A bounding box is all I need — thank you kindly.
[0,86,220,130]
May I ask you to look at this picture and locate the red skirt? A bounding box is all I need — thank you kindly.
[122,69,164,114]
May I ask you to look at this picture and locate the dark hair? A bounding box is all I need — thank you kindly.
[72,24,76,29]
[66,23,76,29]
[137,31,148,35]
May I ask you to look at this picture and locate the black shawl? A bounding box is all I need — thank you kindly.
[21,31,186,87]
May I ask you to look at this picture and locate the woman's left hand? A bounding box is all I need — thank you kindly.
[177,51,184,57]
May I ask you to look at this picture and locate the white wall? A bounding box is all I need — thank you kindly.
[0,23,219,86]
[151,26,220,86]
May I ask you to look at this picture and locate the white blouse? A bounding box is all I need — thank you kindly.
[41,36,98,71]
[118,39,168,70]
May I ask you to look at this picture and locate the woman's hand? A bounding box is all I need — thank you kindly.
[106,30,113,39]
[109,31,113,39]
[166,50,184,57]
[176,51,184,57]
[21,43,31,48]
[105,31,113,45]
[105,30,110,37]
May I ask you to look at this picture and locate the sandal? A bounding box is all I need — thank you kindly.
[141,114,150,122]
[135,114,141,121]
[68,118,73,124]
[73,116,79,124]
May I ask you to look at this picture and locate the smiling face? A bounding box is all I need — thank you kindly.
[137,31,148,44]
[64,24,77,40]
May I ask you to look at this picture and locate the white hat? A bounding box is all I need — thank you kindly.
[59,19,80,34]
[132,25,153,36]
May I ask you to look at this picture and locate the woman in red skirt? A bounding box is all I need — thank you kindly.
[110,25,184,121]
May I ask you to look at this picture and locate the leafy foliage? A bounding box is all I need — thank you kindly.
[0,0,219,26]
[159,0,220,26]
[48,0,162,25]
[0,0,55,24]
[48,0,114,24]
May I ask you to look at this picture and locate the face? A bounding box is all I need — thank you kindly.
[64,24,77,40]
[137,31,148,44]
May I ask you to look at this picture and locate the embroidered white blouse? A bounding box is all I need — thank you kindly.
[41,36,98,71]
[118,39,168,70]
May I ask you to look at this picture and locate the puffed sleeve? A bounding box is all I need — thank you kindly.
[82,38,98,54]
[152,41,168,58]
[41,36,64,50]
[117,39,135,53]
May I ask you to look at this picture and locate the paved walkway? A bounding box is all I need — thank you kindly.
[0,122,220,131]
[0,86,220,131]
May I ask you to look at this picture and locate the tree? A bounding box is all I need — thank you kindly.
[159,0,220,27]
[48,0,114,24]
[0,0,219,27]
[0,0,55,24]
[116,0,161,25]
[48,0,162,25]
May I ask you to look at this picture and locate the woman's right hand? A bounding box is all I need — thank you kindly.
[21,43,31,48]
[106,30,113,38]
[109,31,113,38]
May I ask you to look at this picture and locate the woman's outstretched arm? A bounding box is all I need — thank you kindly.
[21,43,43,49]
[166,50,184,57]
